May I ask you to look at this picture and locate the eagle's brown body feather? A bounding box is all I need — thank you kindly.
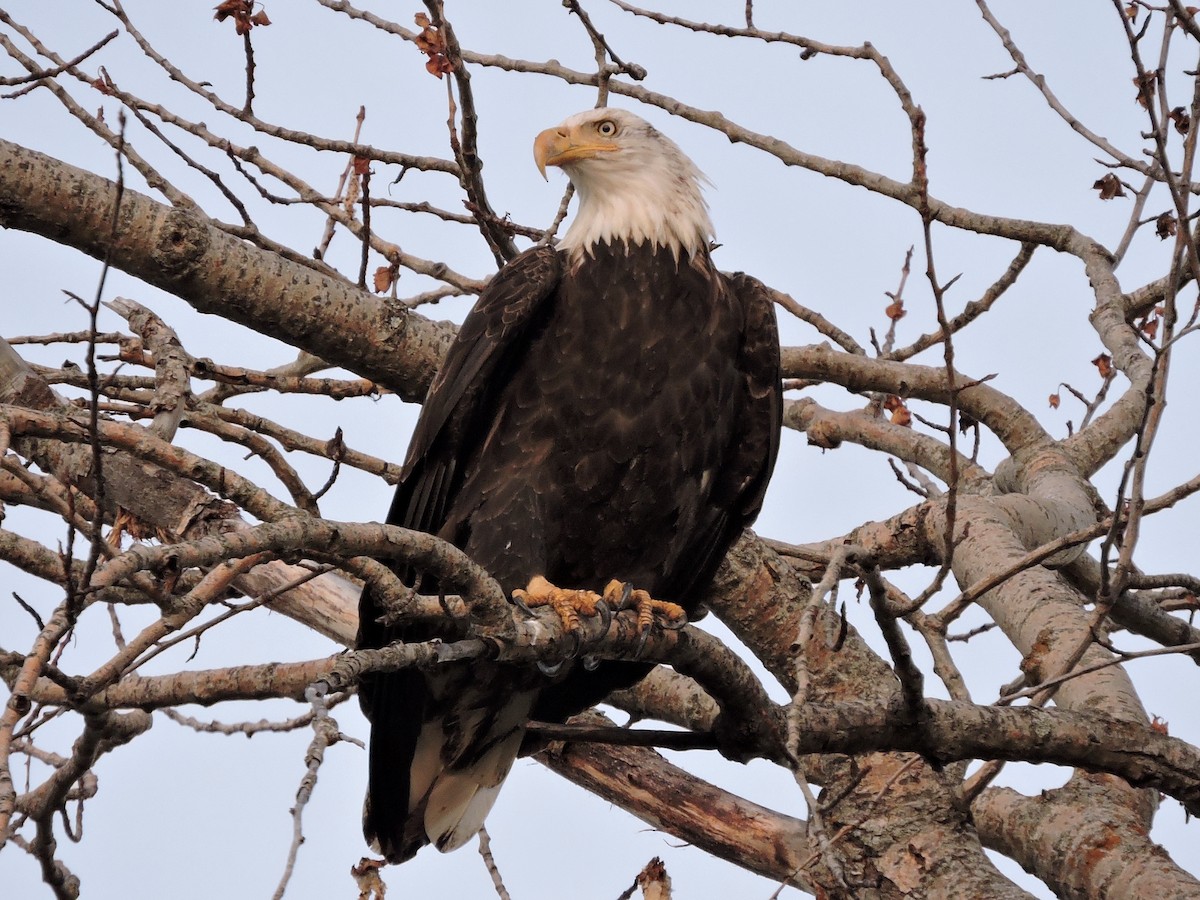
[358,238,780,862]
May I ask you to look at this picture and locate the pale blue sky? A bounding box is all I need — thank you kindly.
[3,3,1198,897]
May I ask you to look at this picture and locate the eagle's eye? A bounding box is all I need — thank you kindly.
[596,119,617,138]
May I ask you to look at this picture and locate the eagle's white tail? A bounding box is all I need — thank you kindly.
[364,683,536,861]
[424,722,526,851]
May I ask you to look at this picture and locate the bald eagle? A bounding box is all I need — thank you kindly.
[358,107,782,863]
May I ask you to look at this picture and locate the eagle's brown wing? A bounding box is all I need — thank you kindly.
[357,244,561,864]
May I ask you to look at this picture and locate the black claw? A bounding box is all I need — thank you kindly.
[538,658,566,677]
[634,626,652,658]
[566,630,582,659]
[617,582,634,610]
[582,654,600,671]
[594,599,612,632]
[513,593,537,618]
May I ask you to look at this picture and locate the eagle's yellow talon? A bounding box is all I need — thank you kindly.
[602,579,687,632]
[514,575,606,634]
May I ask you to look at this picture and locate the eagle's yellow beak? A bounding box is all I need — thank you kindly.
[534,126,619,180]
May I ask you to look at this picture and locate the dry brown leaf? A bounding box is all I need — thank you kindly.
[214,0,269,35]
[1048,392,1060,409]
[1156,212,1178,240]
[1092,353,1113,379]
[373,265,396,293]
[351,857,387,900]
[414,11,454,78]
[885,297,906,320]
[325,427,347,459]
[213,0,246,21]
[92,67,115,96]
[1134,72,1157,108]
[1093,172,1126,200]
[636,857,672,900]
[1170,106,1191,135]
[883,395,912,427]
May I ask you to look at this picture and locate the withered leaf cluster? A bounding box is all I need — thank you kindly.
[414,12,454,79]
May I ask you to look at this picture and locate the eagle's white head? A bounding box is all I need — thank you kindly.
[533,108,714,261]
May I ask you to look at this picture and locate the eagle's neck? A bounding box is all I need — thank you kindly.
[557,154,713,262]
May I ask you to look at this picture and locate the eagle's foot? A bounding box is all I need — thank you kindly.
[602,580,687,636]
[513,575,613,639]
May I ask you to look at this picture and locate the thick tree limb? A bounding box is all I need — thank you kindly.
[10,648,1199,817]
[710,537,1037,897]
[0,138,453,402]
[535,710,815,893]
[975,782,1200,897]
